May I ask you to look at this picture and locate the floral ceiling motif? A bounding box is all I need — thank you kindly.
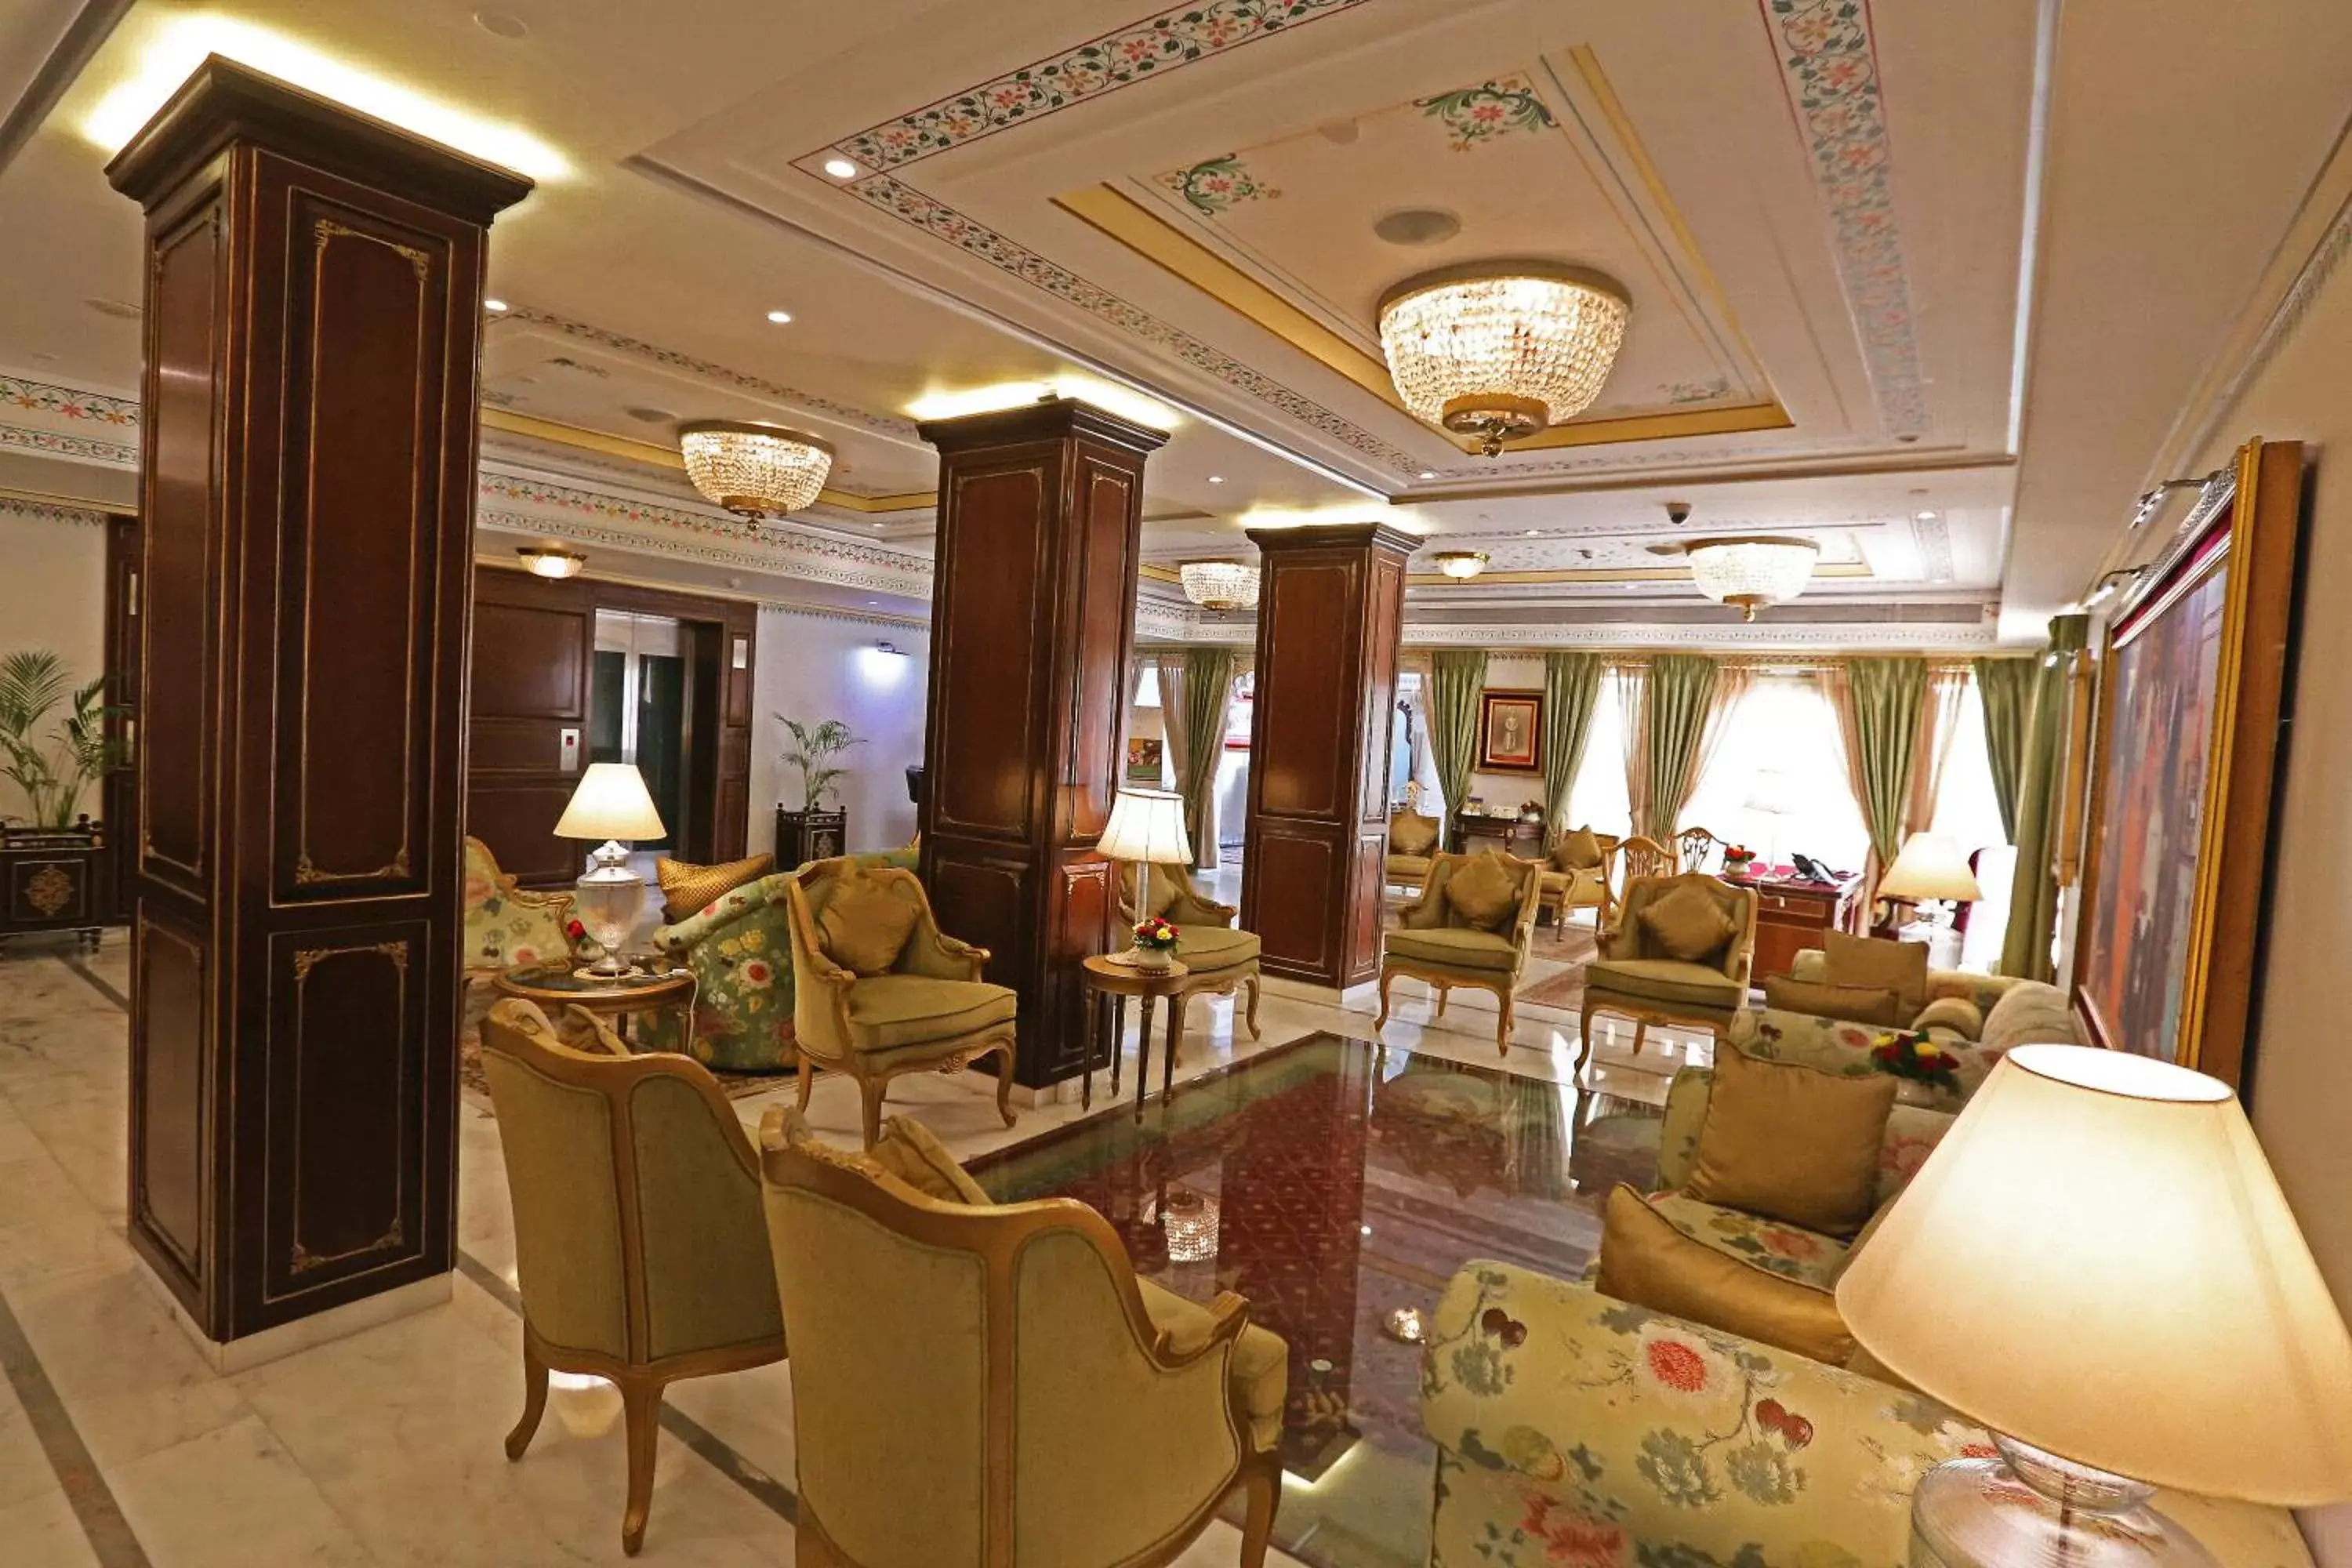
[1759,0,1929,436]
[1415,74,1556,151]
[1156,154,1279,216]
[829,0,1373,174]
[0,495,108,528]
[0,423,136,468]
[478,472,931,575]
[1,375,140,426]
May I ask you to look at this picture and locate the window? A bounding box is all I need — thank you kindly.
[1563,677,1630,835]
[1929,680,2009,856]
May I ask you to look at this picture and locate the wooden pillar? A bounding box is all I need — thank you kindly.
[916,400,1163,1089]
[107,61,530,1345]
[1240,524,1415,989]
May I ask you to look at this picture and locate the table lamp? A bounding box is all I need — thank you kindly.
[1095,787,1192,969]
[1836,1045,2352,1568]
[1876,829,1981,931]
[554,762,666,978]
[1741,767,1805,871]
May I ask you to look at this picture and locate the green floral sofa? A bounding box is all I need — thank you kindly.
[638,848,916,1072]
[1419,1263,2310,1568]
[1788,950,2078,1050]
[1728,1008,1998,1111]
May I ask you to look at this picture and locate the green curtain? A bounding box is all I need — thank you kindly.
[1842,657,1928,869]
[1428,650,1486,823]
[1642,655,1718,840]
[1996,615,2089,979]
[1974,656,2035,843]
[1540,652,1604,831]
[1178,646,1234,866]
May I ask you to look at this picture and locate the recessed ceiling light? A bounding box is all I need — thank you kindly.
[1523,529,1541,536]
[822,157,859,180]
[1914,510,1940,521]
[1207,475,1224,484]
[1418,470,1438,480]
[483,297,508,313]
[472,8,530,38]
[622,405,676,424]
[766,309,793,325]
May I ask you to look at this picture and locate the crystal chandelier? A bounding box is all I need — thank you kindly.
[1685,535,1820,620]
[1432,550,1489,580]
[1146,1186,1220,1264]
[677,420,835,517]
[1377,262,1630,456]
[1178,560,1260,612]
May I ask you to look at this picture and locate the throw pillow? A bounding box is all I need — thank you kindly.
[1552,826,1604,872]
[1913,995,1985,1039]
[869,1116,993,1206]
[1389,811,1439,858]
[1824,931,1929,1018]
[1763,975,1904,1027]
[1686,1044,1896,1237]
[818,872,922,976]
[658,852,774,921]
[1595,1185,1855,1363]
[1639,883,1735,964]
[1443,852,1521,930]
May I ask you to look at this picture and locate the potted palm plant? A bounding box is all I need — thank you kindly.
[0,650,127,944]
[774,715,861,867]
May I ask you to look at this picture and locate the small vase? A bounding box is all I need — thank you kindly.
[1130,945,1174,973]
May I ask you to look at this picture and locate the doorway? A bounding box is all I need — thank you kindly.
[590,611,691,853]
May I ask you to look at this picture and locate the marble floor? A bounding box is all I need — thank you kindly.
[0,920,1708,1567]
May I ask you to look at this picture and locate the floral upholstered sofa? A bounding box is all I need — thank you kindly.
[1418,1263,2311,1568]
[1788,949,2079,1050]
[638,848,916,1072]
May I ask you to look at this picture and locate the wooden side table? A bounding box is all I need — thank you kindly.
[1078,954,1189,1119]
[494,960,695,1047]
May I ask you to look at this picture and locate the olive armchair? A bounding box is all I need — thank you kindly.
[478,998,787,1556]
[1384,808,1443,895]
[757,1105,1286,1567]
[1537,826,1618,929]
[1375,850,1544,1054]
[782,857,1018,1147]
[1579,872,1757,1066]
[1126,861,1262,1052]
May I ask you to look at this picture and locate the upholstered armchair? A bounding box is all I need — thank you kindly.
[1579,871,1757,1065]
[640,848,917,1073]
[1126,861,1261,1049]
[1537,826,1618,929]
[1375,850,1543,1054]
[782,857,1018,1147]
[757,1106,1287,1567]
[1385,808,1443,894]
[462,836,574,978]
[478,999,787,1556]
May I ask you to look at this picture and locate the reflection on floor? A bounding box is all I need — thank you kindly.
[0,917,1709,1566]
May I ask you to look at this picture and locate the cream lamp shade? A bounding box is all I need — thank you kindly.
[1096,788,1193,866]
[1875,830,1982,902]
[1835,1044,2352,1507]
[554,763,666,842]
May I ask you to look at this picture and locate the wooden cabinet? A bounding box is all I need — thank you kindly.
[774,809,845,867]
[1720,870,1864,982]
[0,826,107,949]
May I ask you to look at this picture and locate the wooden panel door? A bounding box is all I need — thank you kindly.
[466,568,591,885]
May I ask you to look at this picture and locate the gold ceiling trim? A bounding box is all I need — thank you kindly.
[1139,562,1185,584]
[1501,399,1793,450]
[1404,562,1872,587]
[478,408,926,512]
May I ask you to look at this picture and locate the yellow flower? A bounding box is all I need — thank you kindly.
[1911,1038,1937,1058]
[740,930,765,952]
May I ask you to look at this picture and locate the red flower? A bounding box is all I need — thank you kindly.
[1962,1442,2000,1460]
[1644,1338,1707,1392]
[565,919,586,940]
[1522,1495,1627,1567]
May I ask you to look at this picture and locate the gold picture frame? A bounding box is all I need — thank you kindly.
[1475,689,1544,775]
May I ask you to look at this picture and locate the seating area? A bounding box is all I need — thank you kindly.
[5,6,2352,1566]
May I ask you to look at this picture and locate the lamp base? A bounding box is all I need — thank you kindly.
[1911,1436,2216,1568]
[574,841,647,980]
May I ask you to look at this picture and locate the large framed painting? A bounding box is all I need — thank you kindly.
[2073,437,2303,1088]
[1476,689,1544,774]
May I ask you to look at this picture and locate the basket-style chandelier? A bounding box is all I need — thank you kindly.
[1178,561,1260,613]
[1685,535,1820,620]
[1377,261,1630,456]
[677,420,835,517]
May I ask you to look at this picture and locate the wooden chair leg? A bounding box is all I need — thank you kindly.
[1374,968,1395,1031]
[1632,1018,1648,1057]
[858,1076,887,1149]
[1243,972,1262,1040]
[1496,986,1513,1058]
[1237,1457,1282,1568]
[619,1376,663,1555]
[1433,984,1449,1018]
[1575,998,1597,1076]
[504,1341,548,1461]
[796,1053,815,1110]
[991,1041,1016,1127]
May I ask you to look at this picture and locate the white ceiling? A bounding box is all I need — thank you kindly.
[0,0,2346,648]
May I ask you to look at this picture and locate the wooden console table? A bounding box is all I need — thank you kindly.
[1718,868,1864,983]
[1451,813,1544,858]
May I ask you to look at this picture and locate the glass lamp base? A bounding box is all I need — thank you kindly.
[1911,1437,2218,1568]
[574,848,646,979]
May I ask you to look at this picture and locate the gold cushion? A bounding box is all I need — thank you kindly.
[1686,1044,1896,1238]
[1596,1185,1854,1363]
[1387,927,1519,975]
[869,1116,993,1206]
[843,975,1017,1052]
[1639,883,1735,964]
[1824,931,1929,1018]
[1138,1281,1289,1453]
[1915,995,1985,1038]
[1552,826,1604,872]
[657,853,774,920]
[1443,852,1521,930]
[1586,956,1746,1009]
[1174,924,1258,969]
[1763,975,1904,1027]
[819,873,921,976]
[1388,811,1440,858]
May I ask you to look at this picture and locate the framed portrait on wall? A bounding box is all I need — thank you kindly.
[1125,737,1163,783]
[1476,689,1544,774]
[2072,437,2304,1090]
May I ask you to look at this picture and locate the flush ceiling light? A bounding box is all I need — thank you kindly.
[905,376,1180,432]
[766,309,793,325]
[1432,550,1489,580]
[483,297,509,313]
[516,543,586,579]
[1682,535,1820,620]
[1377,261,1629,456]
[1178,561,1261,613]
[82,14,569,178]
[822,157,859,180]
[677,420,835,517]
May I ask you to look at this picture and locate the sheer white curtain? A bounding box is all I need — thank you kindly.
[1907,667,1971,839]
[1611,662,1651,841]
[1681,675,1871,871]
[1152,651,1190,815]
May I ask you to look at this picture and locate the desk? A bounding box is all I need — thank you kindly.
[1078,955,1189,1118]
[1452,814,1544,858]
[1716,869,1863,982]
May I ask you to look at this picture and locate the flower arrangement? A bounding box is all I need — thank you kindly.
[1132,915,1178,953]
[1871,1029,1962,1087]
[1721,842,1755,873]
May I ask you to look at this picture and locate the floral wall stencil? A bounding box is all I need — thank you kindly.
[1416,74,1556,151]
[1156,154,1279,216]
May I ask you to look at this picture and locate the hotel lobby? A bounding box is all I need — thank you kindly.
[2,2,2352,1565]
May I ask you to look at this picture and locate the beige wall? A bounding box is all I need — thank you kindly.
[0,506,108,824]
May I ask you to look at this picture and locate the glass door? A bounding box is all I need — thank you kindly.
[590,611,692,851]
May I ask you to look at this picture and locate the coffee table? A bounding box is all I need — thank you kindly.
[494,960,694,1046]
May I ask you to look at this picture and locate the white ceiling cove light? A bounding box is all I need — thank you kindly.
[82,15,569,179]
[906,376,1179,432]
[678,421,835,517]
[1178,561,1260,613]
[1377,261,1629,456]
[1684,536,1820,620]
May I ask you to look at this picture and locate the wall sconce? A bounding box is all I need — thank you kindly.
[873,640,904,656]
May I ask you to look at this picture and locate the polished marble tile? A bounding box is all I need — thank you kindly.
[0,1483,103,1568]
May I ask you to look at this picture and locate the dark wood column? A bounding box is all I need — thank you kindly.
[916,400,1164,1089]
[107,60,529,1344]
[1240,524,1415,989]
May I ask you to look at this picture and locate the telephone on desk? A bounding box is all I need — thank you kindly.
[1787,853,1843,885]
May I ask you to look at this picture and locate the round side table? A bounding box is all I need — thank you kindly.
[494,960,694,1048]
[1078,954,1189,1119]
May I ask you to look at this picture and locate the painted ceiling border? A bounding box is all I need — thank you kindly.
[0,494,109,527]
